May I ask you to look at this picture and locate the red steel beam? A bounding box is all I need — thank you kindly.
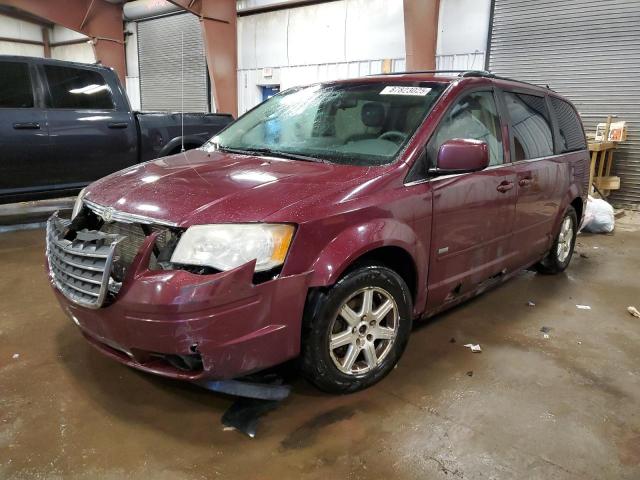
[168,0,238,117]
[403,0,440,71]
[0,0,126,81]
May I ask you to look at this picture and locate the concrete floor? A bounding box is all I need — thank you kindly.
[1,213,640,479]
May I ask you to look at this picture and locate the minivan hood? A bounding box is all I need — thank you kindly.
[85,149,370,226]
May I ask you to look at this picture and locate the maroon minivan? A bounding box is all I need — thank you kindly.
[46,71,589,392]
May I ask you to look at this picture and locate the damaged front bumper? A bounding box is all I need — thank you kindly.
[47,216,311,381]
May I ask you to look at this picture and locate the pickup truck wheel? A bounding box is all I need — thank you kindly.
[301,264,412,393]
[535,206,577,275]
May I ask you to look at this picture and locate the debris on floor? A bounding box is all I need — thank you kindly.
[194,376,291,438]
[527,300,536,307]
[628,306,640,318]
[576,305,592,310]
[463,343,482,353]
[466,371,473,377]
[221,398,281,438]
[449,337,456,343]
[12,353,19,359]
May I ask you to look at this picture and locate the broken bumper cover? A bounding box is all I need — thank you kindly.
[51,257,311,381]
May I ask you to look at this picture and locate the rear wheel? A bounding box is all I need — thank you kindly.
[535,206,577,274]
[301,264,412,393]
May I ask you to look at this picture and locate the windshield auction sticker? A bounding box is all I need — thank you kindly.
[380,86,432,96]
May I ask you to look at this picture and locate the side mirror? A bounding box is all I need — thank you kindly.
[435,138,489,173]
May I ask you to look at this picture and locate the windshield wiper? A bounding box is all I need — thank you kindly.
[218,146,326,163]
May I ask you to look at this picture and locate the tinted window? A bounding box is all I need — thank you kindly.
[429,91,504,167]
[504,92,553,161]
[44,65,113,109]
[551,97,586,152]
[0,61,34,108]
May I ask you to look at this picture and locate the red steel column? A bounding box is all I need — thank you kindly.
[403,0,440,71]
[0,0,126,81]
[168,0,238,117]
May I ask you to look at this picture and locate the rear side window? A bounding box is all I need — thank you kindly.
[0,61,34,108]
[44,65,113,109]
[550,97,587,152]
[504,92,554,161]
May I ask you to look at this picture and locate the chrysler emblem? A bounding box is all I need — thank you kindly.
[102,207,115,222]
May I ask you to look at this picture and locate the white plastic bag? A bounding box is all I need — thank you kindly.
[581,196,614,233]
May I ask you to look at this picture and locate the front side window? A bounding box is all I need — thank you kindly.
[206,82,446,166]
[44,65,113,109]
[0,61,34,108]
[550,97,586,153]
[428,91,504,167]
[504,92,554,161]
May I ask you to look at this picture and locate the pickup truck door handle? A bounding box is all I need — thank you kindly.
[496,181,514,193]
[519,177,532,187]
[107,122,129,129]
[13,122,40,130]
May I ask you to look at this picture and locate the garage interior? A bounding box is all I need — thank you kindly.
[1,0,640,479]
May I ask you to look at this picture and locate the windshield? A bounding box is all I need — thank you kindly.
[204,82,446,166]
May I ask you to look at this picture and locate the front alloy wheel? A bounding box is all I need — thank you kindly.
[301,264,412,393]
[329,287,399,375]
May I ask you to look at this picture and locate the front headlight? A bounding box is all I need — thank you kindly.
[170,224,295,272]
[71,188,87,219]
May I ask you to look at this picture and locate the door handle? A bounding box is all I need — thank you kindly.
[107,122,129,129]
[519,178,532,187]
[13,122,40,130]
[496,181,514,193]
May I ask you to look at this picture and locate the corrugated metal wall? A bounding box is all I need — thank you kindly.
[137,13,208,112]
[488,0,640,204]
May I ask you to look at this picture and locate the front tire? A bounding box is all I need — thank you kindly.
[535,206,577,274]
[301,264,412,393]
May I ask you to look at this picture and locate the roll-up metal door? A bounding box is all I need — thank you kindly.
[137,13,209,112]
[488,0,640,204]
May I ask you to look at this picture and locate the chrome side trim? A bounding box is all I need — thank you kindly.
[84,199,179,227]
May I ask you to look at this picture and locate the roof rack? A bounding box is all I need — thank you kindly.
[370,69,551,90]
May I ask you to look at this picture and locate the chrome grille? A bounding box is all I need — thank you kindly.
[46,214,123,309]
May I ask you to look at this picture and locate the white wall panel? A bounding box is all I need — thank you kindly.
[237,14,257,69]
[287,2,347,65]
[50,25,87,43]
[0,41,43,57]
[0,14,42,42]
[237,0,407,113]
[50,43,95,64]
[255,10,289,68]
[436,0,490,56]
[345,0,405,61]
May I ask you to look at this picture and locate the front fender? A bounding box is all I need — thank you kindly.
[307,219,427,304]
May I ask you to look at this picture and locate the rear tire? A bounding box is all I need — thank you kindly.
[535,206,577,274]
[300,264,412,393]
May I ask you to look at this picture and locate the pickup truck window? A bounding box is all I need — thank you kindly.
[550,97,587,153]
[44,65,113,110]
[0,61,33,108]
[504,92,554,161]
[209,82,446,166]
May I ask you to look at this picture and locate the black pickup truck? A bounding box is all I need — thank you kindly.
[0,55,233,204]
